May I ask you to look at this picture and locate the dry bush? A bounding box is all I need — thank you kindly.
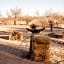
[9,32,24,40]
[30,35,51,62]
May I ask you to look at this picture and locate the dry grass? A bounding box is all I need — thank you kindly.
[30,35,51,62]
[9,32,23,40]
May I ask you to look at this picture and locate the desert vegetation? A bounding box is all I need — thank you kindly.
[0,7,64,28]
[0,7,64,64]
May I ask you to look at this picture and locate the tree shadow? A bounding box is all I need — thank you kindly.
[0,44,30,59]
[0,44,54,64]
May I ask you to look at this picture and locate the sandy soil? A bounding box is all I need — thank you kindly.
[0,38,63,64]
[0,40,52,64]
[0,27,63,64]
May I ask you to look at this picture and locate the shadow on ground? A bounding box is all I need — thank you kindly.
[0,44,30,58]
[0,44,53,64]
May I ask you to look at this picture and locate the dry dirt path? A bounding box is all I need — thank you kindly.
[0,39,52,64]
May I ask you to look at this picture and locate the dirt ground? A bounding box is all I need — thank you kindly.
[0,41,52,64]
[0,28,63,64]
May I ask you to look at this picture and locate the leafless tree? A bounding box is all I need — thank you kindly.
[8,7,22,25]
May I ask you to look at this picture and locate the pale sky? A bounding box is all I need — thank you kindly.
[0,0,64,17]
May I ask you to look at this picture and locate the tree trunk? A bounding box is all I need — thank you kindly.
[14,20,16,25]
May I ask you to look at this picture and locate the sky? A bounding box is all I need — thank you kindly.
[0,0,64,17]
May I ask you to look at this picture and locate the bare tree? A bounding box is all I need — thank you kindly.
[9,7,22,25]
[48,20,54,32]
